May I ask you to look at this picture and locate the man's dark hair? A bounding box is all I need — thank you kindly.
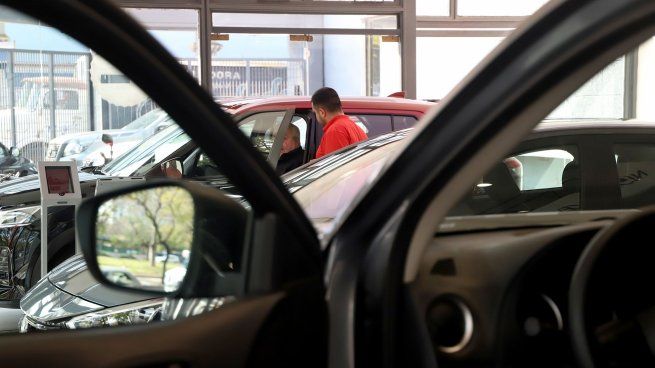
[311,87,342,113]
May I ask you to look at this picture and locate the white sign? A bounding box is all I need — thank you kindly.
[37,161,82,280]
[37,161,82,204]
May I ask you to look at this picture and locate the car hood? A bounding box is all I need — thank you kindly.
[20,255,152,322]
[48,129,136,145]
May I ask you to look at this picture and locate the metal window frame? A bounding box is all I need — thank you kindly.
[114,0,635,104]
[116,0,410,96]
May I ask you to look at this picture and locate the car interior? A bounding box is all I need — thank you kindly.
[5,1,655,368]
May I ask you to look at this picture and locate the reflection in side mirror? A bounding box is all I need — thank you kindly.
[161,158,183,179]
[96,186,194,293]
[9,147,20,157]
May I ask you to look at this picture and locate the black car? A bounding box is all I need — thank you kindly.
[0,144,36,179]
[3,1,655,368]
[20,119,655,333]
[0,98,427,305]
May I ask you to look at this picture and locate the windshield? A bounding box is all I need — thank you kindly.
[288,132,406,235]
[121,109,168,130]
[104,124,190,177]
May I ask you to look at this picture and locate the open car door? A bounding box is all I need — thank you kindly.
[0,1,325,367]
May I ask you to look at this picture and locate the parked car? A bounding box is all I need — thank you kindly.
[5,1,655,367]
[0,96,431,306]
[0,143,36,179]
[44,108,172,166]
[23,119,655,332]
[19,255,162,332]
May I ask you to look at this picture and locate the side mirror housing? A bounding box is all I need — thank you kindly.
[77,180,248,298]
[9,147,20,157]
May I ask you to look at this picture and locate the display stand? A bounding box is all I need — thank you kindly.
[37,161,82,280]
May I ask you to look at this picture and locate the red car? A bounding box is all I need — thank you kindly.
[220,96,434,172]
[0,96,433,304]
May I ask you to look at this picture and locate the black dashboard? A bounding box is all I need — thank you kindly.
[411,219,615,367]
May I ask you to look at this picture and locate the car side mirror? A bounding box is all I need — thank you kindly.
[161,158,183,179]
[9,147,20,157]
[77,181,248,297]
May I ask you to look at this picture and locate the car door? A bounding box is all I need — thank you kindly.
[317,1,655,367]
[0,1,325,367]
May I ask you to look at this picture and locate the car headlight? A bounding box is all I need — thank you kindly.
[65,299,164,330]
[62,140,88,157]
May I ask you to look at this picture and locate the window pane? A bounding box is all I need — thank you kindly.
[458,0,550,16]
[210,34,400,98]
[513,149,575,190]
[291,115,309,150]
[212,13,397,30]
[348,114,392,138]
[393,116,418,130]
[124,9,201,83]
[614,144,655,208]
[417,37,503,100]
[449,146,580,215]
[238,111,287,156]
[548,57,625,120]
[417,0,450,16]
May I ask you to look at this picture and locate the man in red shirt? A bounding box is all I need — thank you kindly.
[312,87,368,158]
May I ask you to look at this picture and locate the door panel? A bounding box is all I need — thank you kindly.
[0,293,283,367]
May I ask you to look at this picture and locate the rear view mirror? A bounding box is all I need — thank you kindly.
[96,186,194,292]
[9,147,20,157]
[77,181,249,297]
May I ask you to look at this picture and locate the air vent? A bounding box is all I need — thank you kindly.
[426,297,473,354]
[431,258,456,276]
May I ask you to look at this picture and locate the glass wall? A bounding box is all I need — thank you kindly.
[124,9,201,84]
[417,37,503,100]
[211,13,401,99]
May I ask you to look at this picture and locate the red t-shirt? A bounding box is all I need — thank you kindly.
[315,115,368,158]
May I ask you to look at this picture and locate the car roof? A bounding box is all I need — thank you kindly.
[535,119,655,133]
[222,96,435,115]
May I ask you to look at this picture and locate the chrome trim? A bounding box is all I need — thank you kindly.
[541,294,564,331]
[438,299,474,354]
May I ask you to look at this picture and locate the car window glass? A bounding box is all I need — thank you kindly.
[448,145,580,215]
[237,111,286,156]
[393,116,418,131]
[292,115,308,150]
[614,144,655,208]
[104,125,189,177]
[121,109,168,130]
[348,114,393,138]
